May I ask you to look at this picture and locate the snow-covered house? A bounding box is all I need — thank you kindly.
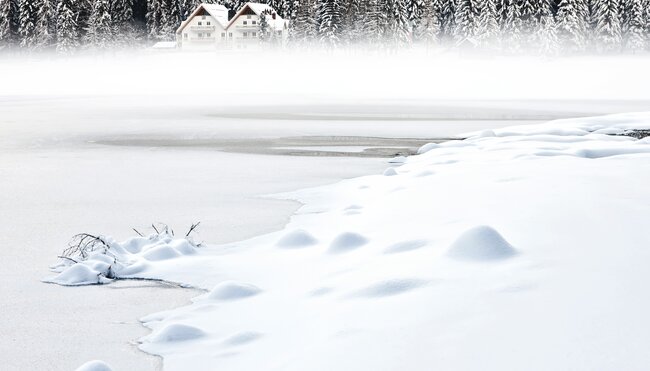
[227,3,289,49]
[176,4,230,50]
[176,2,289,50]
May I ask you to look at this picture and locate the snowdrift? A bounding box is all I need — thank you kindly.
[51,113,650,370]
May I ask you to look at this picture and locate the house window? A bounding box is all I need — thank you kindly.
[183,33,188,39]
[252,20,256,25]
[229,32,233,37]
[243,32,248,38]
[221,32,225,38]
[207,21,211,25]
[198,21,202,25]
[252,32,257,37]
[207,33,211,37]
[198,33,203,38]
[202,16,206,19]
[247,15,251,19]
[243,21,247,25]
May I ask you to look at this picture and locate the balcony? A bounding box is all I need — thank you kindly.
[235,24,258,29]
[190,26,216,31]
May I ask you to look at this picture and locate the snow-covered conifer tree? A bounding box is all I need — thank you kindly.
[518,0,538,33]
[259,10,270,41]
[0,0,12,46]
[407,0,425,32]
[317,0,343,46]
[439,0,456,39]
[500,0,522,49]
[34,0,55,49]
[592,0,622,50]
[556,0,588,51]
[535,0,558,54]
[18,0,38,48]
[55,0,79,52]
[159,0,181,39]
[112,0,135,44]
[387,0,411,45]
[290,0,317,44]
[454,0,478,40]
[86,0,113,47]
[146,0,162,38]
[623,0,645,51]
[413,0,442,44]
[475,0,498,46]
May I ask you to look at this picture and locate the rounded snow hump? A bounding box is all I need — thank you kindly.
[447,225,517,262]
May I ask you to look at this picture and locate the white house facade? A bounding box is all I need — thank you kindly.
[176,2,289,50]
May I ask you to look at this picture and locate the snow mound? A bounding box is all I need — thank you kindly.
[328,232,369,254]
[447,226,517,262]
[275,229,318,249]
[384,239,429,254]
[150,324,206,343]
[74,360,113,371]
[222,331,262,346]
[352,279,428,298]
[417,142,440,154]
[206,281,261,301]
[142,245,181,261]
[44,263,107,286]
[383,167,398,176]
[45,230,199,286]
[389,155,407,164]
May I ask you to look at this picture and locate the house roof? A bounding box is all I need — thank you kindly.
[176,3,229,34]
[177,2,289,35]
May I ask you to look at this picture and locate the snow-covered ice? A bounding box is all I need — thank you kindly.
[46,112,650,370]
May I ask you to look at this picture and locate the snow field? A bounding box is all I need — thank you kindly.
[50,112,650,370]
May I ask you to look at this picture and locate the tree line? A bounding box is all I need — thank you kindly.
[0,0,649,53]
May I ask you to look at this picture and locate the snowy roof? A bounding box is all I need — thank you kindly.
[229,2,288,31]
[176,3,229,34]
[151,41,177,49]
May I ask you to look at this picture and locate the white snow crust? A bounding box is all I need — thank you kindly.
[52,112,650,370]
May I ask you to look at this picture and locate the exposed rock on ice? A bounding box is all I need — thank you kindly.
[447,226,517,262]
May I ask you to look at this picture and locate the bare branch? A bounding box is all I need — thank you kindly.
[186,222,201,237]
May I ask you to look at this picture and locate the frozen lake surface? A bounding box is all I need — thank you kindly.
[1,95,649,370]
